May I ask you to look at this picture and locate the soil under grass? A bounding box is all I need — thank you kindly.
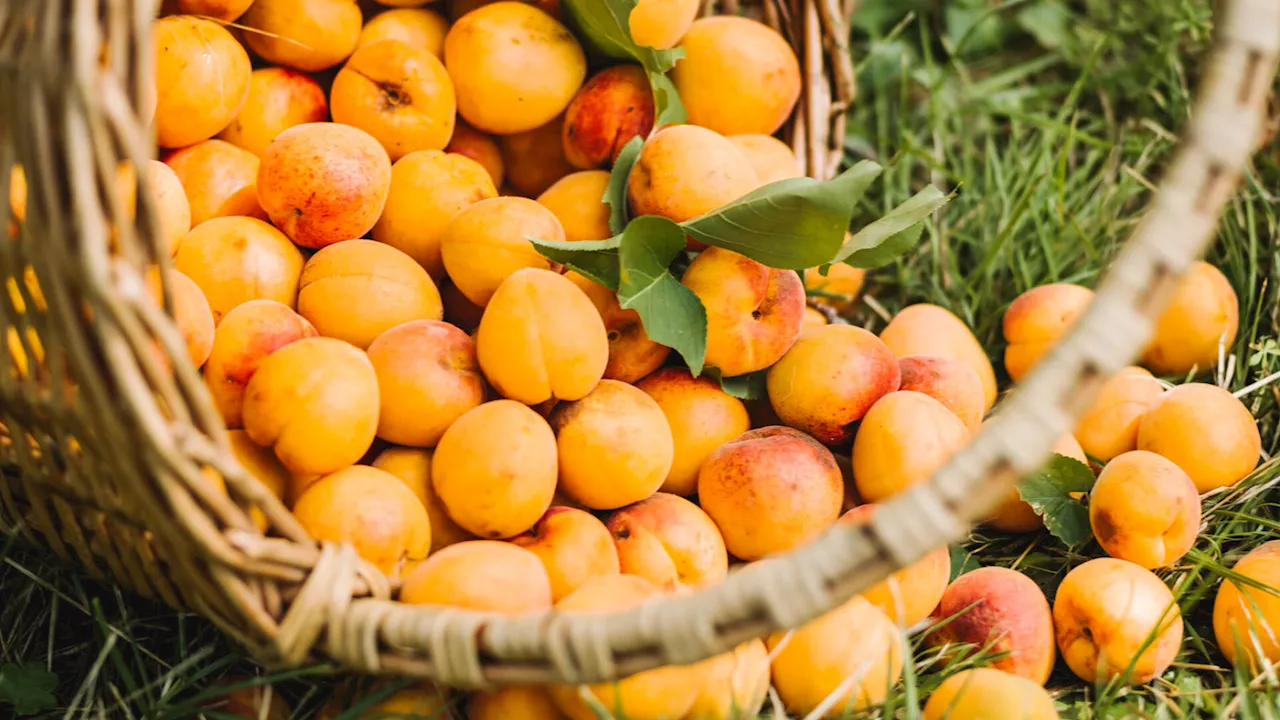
[4,1,1280,718]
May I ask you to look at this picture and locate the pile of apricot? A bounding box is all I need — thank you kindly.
[6,0,1274,717]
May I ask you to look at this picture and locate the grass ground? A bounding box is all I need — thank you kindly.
[3,0,1279,717]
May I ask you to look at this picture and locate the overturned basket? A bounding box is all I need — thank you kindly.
[0,0,1276,689]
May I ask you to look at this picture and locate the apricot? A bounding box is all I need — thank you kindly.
[923,668,1058,720]
[768,594,902,717]
[446,121,505,187]
[628,125,759,225]
[367,320,483,447]
[1002,283,1095,383]
[549,379,673,510]
[1074,366,1164,463]
[203,300,318,428]
[699,426,843,560]
[293,465,430,576]
[225,429,291,532]
[683,247,803,376]
[801,306,828,331]
[474,268,608,404]
[166,269,215,369]
[163,140,265,228]
[685,640,770,720]
[510,505,620,601]
[987,433,1088,533]
[537,171,611,241]
[606,492,728,588]
[628,0,699,50]
[173,217,304,322]
[242,337,379,475]
[257,123,393,249]
[467,687,562,720]
[440,197,563,306]
[400,540,552,612]
[1054,557,1183,684]
[444,2,586,134]
[320,684,455,720]
[898,355,985,432]
[432,399,558,538]
[1143,261,1239,375]
[331,40,457,161]
[218,68,329,158]
[840,505,949,627]
[500,115,576,196]
[371,446,475,553]
[7,165,26,238]
[374,151,497,280]
[564,271,670,383]
[175,0,255,21]
[635,367,750,497]
[728,134,801,186]
[562,64,654,170]
[358,8,449,57]
[1091,451,1198,571]
[441,279,486,334]
[852,391,971,503]
[881,304,997,410]
[297,240,443,349]
[672,17,801,136]
[927,566,1056,684]
[241,0,362,72]
[768,324,902,445]
[1213,540,1280,670]
[152,16,251,149]
[140,160,191,257]
[1137,382,1260,493]
[803,263,865,313]
[549,575,702,720]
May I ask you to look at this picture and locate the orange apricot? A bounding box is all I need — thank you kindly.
[225,429,292,532]
[297,239,443,349]
[218,68,329,158]
[203,300,318,428]
[467,687,562,720]
[240,0,362,72]
[841,505,949,627]
[152,16,251,149]
[1002,283,1095,383]
[446,121,505,187]
[1089,450,1200,569]
[801,306,828,331]
[440,196,563,306]
[881,303,998,410]
[635,367,750,497]
[443,2,586,134]
[562,64,654,169]
[898,355,985,431]
[257,122,393,249]
[500,115,576,197]
[1213,540,1280,671]
[1137,382,1260,493]
[371,446,476,553]
[510,505,620,602]
[671,17,801,136]
[768,324,902,444]
[432,400,558,538]
[728,133,801,185]
[549,379,674,510]
[628,125,759,225]
[606,492,728,588]
[923,669,1058,720]
[374,150,498,279]
[331,40,457,161]
[685,640,770,720]
[1074,366,1165,463]
[564,271,670,383]
[802,263,865,313]
[367,319,484,446]
[173,216,304,322]
[474,268,608,404]
[1143,261,1240,375]
[852,391,970,503]
[699,426,843,560]
[399,540,552,613]
[358,7,449,57]
[166,269,215,368]
[140,160,191,257]
[163,140,265,228]
[175,0,255,20]
[537,171,612,241]
[293,465,430,576]
[241,337,379,475]
[987,433,1089,533]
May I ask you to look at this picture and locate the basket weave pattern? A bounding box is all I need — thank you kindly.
[0,0,1276,688]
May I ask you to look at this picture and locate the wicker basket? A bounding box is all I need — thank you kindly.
[0,0,1276,689]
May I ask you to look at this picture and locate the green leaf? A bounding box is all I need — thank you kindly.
[561,0,684,72]
[836,185,952,268]
[1016,453,1097,546]
[606,136,643,235]
[0,664,58,716]
[704,367,769,400]
[527,236,622,290]
[948,545,982,582]
[680,161,884,270]
[648,71,687,127]
[616,216,707,372]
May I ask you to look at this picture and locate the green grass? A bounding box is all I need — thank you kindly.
[4,0,1280,717]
